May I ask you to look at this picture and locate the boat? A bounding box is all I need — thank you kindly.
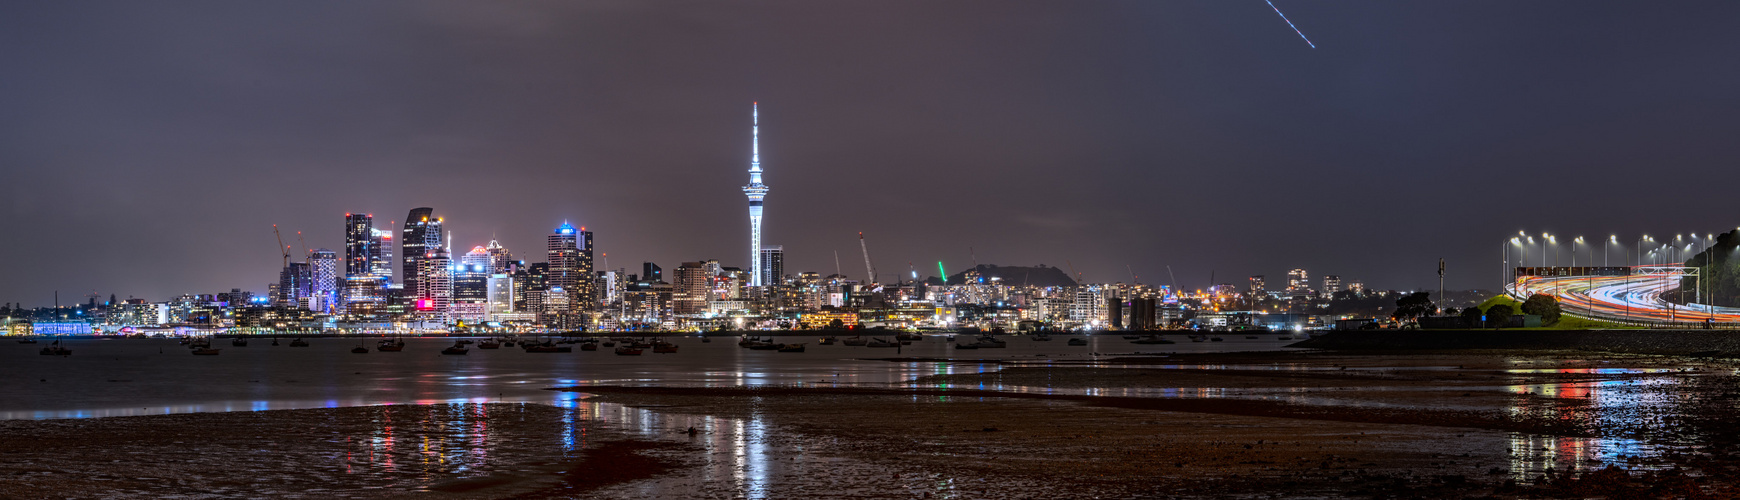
[652,341,679,354]
[1209,337,1224,342]
[970,336,1007,348]
[441,344,470,355]
[1277,335,1294,341]
[1032,334,1052,341]
[455,340,474,345]
[953,343,979,349]
[777,343,806,353]
[944,335,955,342]
[38,340,70,356]
[1132,336,1175,345]
[231,337,248,347]
[818,337,837,345]
[1121,335,1142,340]
[738,336,764,347]
[17,338,37,344]
[747,342,782,350]
[351,346,370,354]
[270,338,280,346]
[602,341,616,347]
[478,340,501,349]
[189,337,211,349]
[701,337,712,343]
[191,347,221,355]
[896,332,922,341]
[289,338,310,347]
[614,346,643,355]
[1067,338,1088,346]
[503,340,516,347]
[524,344,571,353]
[842,336,868,347]
[866,338,899,348]
[579,341,599,351]
[377,342,404,352]
[1189,336,1205,343]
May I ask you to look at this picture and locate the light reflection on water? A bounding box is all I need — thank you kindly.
[4,336,1296,420]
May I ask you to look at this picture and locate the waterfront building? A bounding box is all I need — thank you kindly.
[742,103,771,287]
[400,207,435,297]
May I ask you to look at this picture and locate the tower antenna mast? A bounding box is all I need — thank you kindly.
[741,102,770,287]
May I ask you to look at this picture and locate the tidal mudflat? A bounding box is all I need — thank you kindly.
[5,350,1738,498]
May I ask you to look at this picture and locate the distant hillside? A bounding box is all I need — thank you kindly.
[941,264,1077,288]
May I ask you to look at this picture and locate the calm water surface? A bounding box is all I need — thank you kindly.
[1,334,1299,419]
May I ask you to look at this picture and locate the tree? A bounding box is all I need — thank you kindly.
[1392,292,1433,320]
[1484,303,1515,328]
[1460,306,1484,327]
[1520,294,1561,326]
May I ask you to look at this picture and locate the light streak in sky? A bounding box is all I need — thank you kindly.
[1263,0,1316,49]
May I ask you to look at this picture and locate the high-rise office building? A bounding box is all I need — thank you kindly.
[401,207,435,296]
[1249,275,1265,295]
[370,227,394,285]
[643,262,662,283]
[486,239,513,274]
[418,246,452,320]
[742,103,771,286]
[759,245,784,287]
[673,261,712,315]
[310,249,339,313]
[548,223,581,313]
[487,274,513,316]
[461,246,491,275]
[344,213,374,276]
[277,262,311,307]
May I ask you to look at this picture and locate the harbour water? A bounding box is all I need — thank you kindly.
[1,334,1300,419]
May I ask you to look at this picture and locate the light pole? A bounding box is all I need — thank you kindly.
[1510,237,1524,295]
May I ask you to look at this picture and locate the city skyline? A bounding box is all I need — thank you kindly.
[7,2,1740,304]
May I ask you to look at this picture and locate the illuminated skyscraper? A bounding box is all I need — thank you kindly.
[419,246,452,320]
[548,223,580,312]
[759,245,784,287]
[401,207,435,295]
[344,213,374,276]
[1249,275,1266,295]
[485,239,513,274]
[310,249,339,313]
[742,103,770,287]
[370,227,393,286]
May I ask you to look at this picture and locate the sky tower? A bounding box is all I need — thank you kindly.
[742,102,770,287]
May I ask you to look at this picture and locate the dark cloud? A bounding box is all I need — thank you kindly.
[3,1,1739,305]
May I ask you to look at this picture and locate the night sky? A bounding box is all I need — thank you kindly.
[5,1,1740,306]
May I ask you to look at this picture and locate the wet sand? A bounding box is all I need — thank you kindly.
[6,350,1740,498]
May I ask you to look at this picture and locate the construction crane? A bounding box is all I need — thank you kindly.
[272,225,290,268]
[858,232,877,284]
[1066,260,1083,285]
[1127,264,1139,284]
[296,231,310,262]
